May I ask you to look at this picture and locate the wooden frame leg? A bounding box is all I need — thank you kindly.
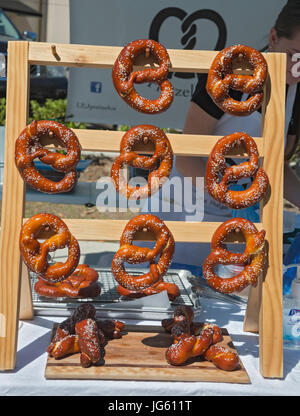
[0,41,29,370]
[257,53,285,378]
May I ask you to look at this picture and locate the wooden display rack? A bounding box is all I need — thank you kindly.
[0,41,286,378]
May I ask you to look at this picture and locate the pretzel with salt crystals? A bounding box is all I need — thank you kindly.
[163,307,239,371]
[111,125,173,200]
[166,323,225,366]
[112,39,173,114]
[111,214,179,300]
[20,213,80,283]
[75,319,105,367]
[34,264,101,298]
[47,304,99,359]
[203,218,266,294]
[206,44,268,116]
[47,304,125,363]
[15,120,81,193]
[206,132,269,209]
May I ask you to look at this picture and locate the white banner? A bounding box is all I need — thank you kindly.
[67,0,286,129]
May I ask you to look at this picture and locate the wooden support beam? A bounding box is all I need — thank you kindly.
[23,218,263,243]
[0,41,30,370]
[258,52,286,378]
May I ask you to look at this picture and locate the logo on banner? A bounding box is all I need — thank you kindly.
[90,81,102,93]
[149,8,227,79]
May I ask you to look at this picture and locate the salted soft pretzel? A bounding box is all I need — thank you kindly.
[15,120,81,193]
[162,307,239,370]
[75,319,105,367]
[111,214,179,300]
[111,125,173,200]
[165,325,223,366]
[203,217,266,293]
[20,213,80,283]
[112,39,173,114]
[47,330,106,361]
[204,345,239,372]
[47,304,125,363]
[206,132,269,209]
[34,264,101,298]
[206,44,268,116]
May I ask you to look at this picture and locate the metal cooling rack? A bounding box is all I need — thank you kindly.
[31,267,202,320]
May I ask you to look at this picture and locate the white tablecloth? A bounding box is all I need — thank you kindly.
[1,297,299,397]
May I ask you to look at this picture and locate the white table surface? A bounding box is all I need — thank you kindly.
[1,296,299,397]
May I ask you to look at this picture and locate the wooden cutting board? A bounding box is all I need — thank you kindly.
[45,324,250,383]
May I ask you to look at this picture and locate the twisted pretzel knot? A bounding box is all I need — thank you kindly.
[112,39,174,114]
[111,125,173,200]
[20,213,80,283]
[206,132,269,209]
[206,44,268,116]
[163,307,239,370]
[166,328,215,366]
[47,320,106,367]
[203,218,267,294]
[47,304,125,367]
[34,264,101,298]
[111,214,177,298]
[15,120,81,193]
